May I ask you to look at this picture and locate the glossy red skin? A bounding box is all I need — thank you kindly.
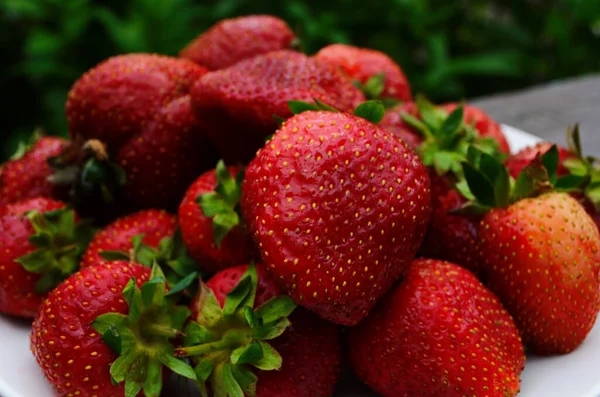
[348,259,525,397]
[190,50,365,163]
[419,171,481,274]
[203,264,342,397]
[179,166,254,273]
[31,262,150,397]
[314,44,412,101]
[242,111,431,325]
[379,102,423,148]
[441,103,510,153]
[0,137,69,205]
[180,15,296,70]
[81,209,176,268]
[0,197,67,318]
[478,193,600,354]
[67,54,217,210]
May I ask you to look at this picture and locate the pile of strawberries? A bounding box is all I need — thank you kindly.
[1,14,600,397]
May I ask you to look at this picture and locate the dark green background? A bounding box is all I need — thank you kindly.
[2,0,600,160]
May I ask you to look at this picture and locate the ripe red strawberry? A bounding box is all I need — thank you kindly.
[179,161,255,273]
[190,50,365,163]
[31,262,196,397]
[348,259,525,397]
[314,43,412,102]
[0,135,68,205]
[67,54,218,210]
[0,197,91,318]
[180,15,297,70]
[177,263,342,397]
[462,147,600,354]
[241,107,431,325]
[378,102,423,148]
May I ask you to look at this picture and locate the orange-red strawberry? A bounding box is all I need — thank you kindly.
[241,106,431,325]
[378,102,423,148]
[67,54,218,210]
[180,15,297,70]
[31,262,195,397]
[190,50,365,163]
[176,263,342,397]
[462,147,600,354]
[178,161,255,273]
[0,197,92,318]
[0,135,69,205]
[314,43,412,102]
[348,259,525,397]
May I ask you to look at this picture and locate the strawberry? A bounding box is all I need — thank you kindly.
[314,43,412,102]
[190,50,365,163]
[180,15,297,70]
[176,263,342,397]
[378,102,423,148]
[31,262,196,397]
[179,161,255,273]
[66,54,218,210]
[0,197,92,318]
[348,258,525,397]
[506,142,573,178]
[241,103,431,325]
[462,146,600,354]
[0,134,69,205]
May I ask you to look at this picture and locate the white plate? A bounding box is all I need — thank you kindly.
[2,125,600,397]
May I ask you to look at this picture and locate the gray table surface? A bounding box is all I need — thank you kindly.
[472,74,600,155]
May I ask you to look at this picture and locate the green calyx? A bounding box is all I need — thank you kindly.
[100,230,202,294]
[198,160,245,247]
[351,73,400,109]
[174,262,297,397]
[91,265,196,397]
[10,128,44,161]
[16,208,94,294]
[286,98,386,124]
[402,95,503,177]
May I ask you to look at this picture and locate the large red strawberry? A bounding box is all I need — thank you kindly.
[241,104,431,325]
[0,197,92,318]
[462,147,600,354]
[348,259,525,397]
[66,54,218,210]
[179,161,255,273]
[190,50,365,163]
[314,43,412,102]
[31,262,196,397]
[176,263,342,397]
[180,15,297,70]
[0,134,69,205]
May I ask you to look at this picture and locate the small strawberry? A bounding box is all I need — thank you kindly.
[462,146,600,354]
[179,160,255,273]
[378,102,423,148]
[67,54,218,210]
[0,197,92,318]
[83,209,202,289]
[175,263,342,397]
[180,15,297,70]
[31,262,196,397]
[0,133,69,205]
[190,50,365,163]
[241,102,431,325]
[314,43,412,103]
[348,258,525,397]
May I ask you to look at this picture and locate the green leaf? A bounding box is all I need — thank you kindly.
[213,212,240,246]
[563,159,589,176]
[231,341,264,365]
[362,73,385,99]
[165,271,199,297]
[143,359,163,397]
[462,162,495,207]
[141,277,166,308]
[272,114,286,126]
[34,272,62,294]
[157,350,197,380]
[222,275,252,317]
[221,363,245,397]
[541,145,559,183]
[99,250,130,261]
[28,232,51,248]
[255,296,297,324]
[312,99,339,112]
[16,250,54,273]
[184,321,216,346]
[494,166,511,208]
[194,282,223,328]
[244,307,260,329]
[230,365,258,397]
[91,312,128,334]
[251,342,283,371]
[100,324,122,355]
[252,317,291,341]
[195,360,215,383]
[288,100,319,114]
[416,94,444,130]
[353,100,385,124]
[438,104,464,138]
[454,179,476,201]
[124,378,143,397]
[380,98,401,109]
[432,151,454,175]
[555,174,588,191]
[566,124,583,158]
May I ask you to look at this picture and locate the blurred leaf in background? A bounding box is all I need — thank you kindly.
[1,0,600,160]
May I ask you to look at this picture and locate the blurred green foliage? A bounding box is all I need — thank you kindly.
[2,0,600,160]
